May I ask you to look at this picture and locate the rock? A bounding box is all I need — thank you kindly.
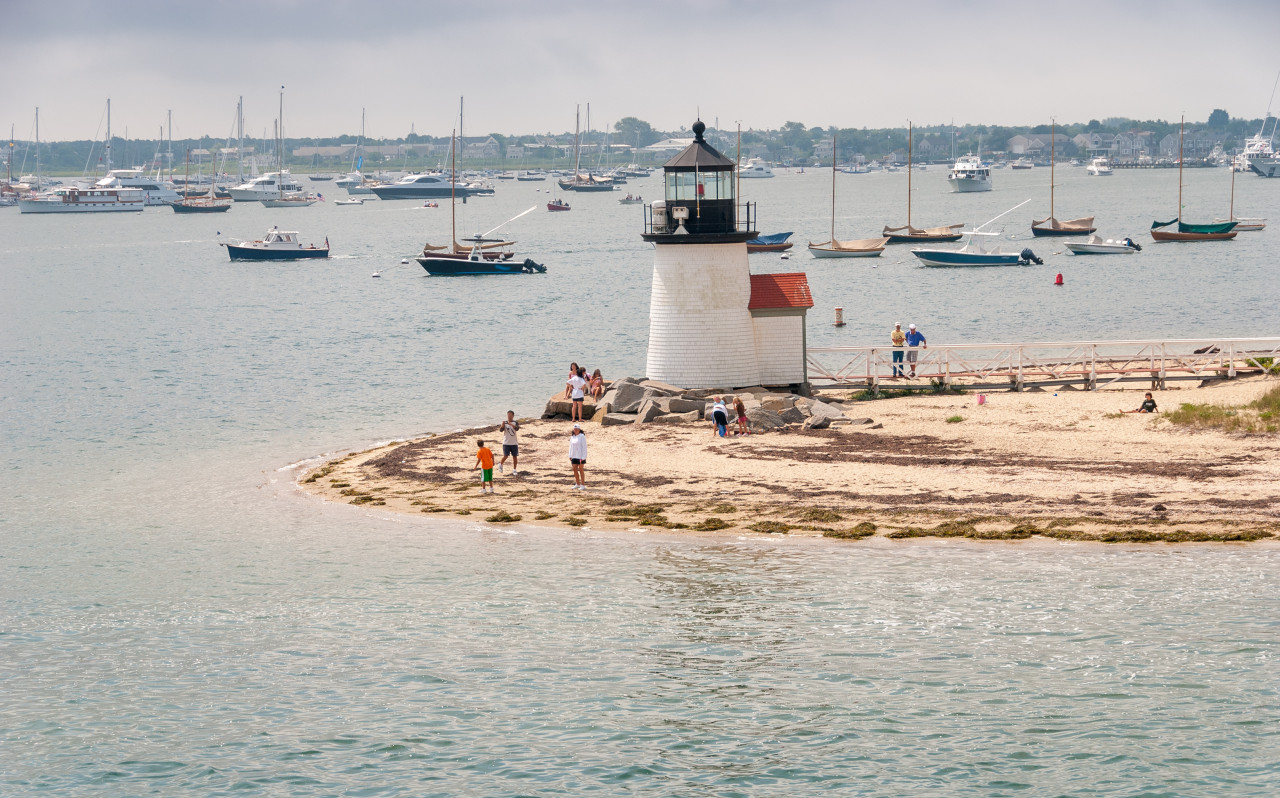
[596,388,618,413]
[545,397,574,417]
[1152,503,1168,512]
[780,405,807,424]
[613,376,640,386]
[610,381,650,413]
[761,394,797,412]
[746,407,787,432]
[803,415,832,430]
[601,412,638,426]
[807,400,847,422]
[868,422,883,429]
[847,417,875,425]
[635,398,666,423]
[639,380,683,395]
[682,388,728,400]
[653,410,701,424]
[591,404,610,422]
[667,397,705,414]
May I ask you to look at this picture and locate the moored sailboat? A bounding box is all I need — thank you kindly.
[1213,161,1266,231]
[1151,117,1238,242]
[171,149,231,213]
[808,134,888,258]
[883,122,964,243]
[1031,119,1096,237]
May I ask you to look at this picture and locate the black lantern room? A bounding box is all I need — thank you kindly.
[642,120,756,243]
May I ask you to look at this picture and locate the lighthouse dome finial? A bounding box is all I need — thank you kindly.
[692,119,706,142]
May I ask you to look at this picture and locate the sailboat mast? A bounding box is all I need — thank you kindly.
[735,122,741,209]
[277,87,284,198]
[1229,154,1236,221]
[1178,115,1184,222]
[236,96,244,183]
[450,129,457,249]
[105,98,112,174]
[1050,118,1055,220]
[167,109,173,183]
[573,105,582,179]
[907,121,913,227]
[830,133,837,242]
[34,107,40,188]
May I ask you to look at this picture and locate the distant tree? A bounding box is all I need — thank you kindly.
[1030,124,1053,134]
[614,117,659,147]
[1207,109,1229,128]
[1086,119,1101,132]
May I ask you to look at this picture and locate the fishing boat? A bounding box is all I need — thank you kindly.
[547,199,570,211]
[1213,163,1266,230]
[617,194,644,204]
[171,150,232,213]
[558,106,614,192]
[1065,235,1142,255]
[221,227,330,260]
[1031,120,1096,237]
[948,153,992,192]
[1086,157,1113,176]
[416,112,545,276]
[746,232,794,253]
[1151,117,1238,242]
[883,122,964,243]
[807,135,887,258]
[913,200,1042,266]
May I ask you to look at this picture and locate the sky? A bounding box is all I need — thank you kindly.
[4,0,1278,142]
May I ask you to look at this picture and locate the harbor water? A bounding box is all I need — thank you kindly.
[2,167,1278,795]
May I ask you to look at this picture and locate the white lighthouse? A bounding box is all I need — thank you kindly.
[643,120,762,388]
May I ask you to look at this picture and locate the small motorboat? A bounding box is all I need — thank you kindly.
[1065,235,1142,255]
[335,198,364,205]
[746,232,794,253]
[1086,158,1113,176]
[221,227,330,261]
[617,194,643,205]
[547,199,571,211]
[424,201,439,208]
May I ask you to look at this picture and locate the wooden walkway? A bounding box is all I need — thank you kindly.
[807,338,1280,391]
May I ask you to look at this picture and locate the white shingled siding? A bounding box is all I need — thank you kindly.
[646,243,761,388]
[752,314,806,385]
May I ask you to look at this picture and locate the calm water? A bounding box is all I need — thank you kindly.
[2,169,1278,795]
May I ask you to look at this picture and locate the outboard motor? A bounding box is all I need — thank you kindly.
[1019,247,1043,265]
[1123,237,1142,251]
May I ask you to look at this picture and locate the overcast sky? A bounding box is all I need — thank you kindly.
[5,0,1277,142]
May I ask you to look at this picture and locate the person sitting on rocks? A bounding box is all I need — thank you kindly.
[588,369,605,400]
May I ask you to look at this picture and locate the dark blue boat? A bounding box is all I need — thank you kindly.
[746,231,794,252]
[417,238,545,276]
[222,228,330,261]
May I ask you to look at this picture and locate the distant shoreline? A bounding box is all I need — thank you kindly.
[299,378,1280,544]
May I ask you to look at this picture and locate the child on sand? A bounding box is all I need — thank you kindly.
[733,396,750,436]
[473,440,495,494]
[1122,392,1158,414]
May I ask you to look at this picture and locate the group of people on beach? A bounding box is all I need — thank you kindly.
[473,415,589,493]
[564,362,605,422]
[890,322,927,378]
[710,396,750,437]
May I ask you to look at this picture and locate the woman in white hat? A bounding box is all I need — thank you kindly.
[569,424,588,490]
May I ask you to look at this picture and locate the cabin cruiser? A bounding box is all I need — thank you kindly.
[221,227,330,260]
[94,169,182,206]
[369,172,476,200]
[18,185,145,213]
[947,155,992,192]
[739,157,774,178]
[1086,157,1113,176]
[227,171,305,201]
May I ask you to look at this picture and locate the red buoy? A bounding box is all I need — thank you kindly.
[1055,273,1064,286]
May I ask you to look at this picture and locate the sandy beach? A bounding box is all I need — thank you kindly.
[301,378,1280,542]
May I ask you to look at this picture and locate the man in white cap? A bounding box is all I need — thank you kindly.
[905,323,926,378]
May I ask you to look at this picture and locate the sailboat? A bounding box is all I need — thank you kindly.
[171,149,232,213]
[416,121,545,276]
[1031,119,1096,237]
[558,105,614,192]
[883,122,964,243]
[1213,161,1266,231]
[1150,116,1237,241]
[808,134,888,258]
[260,87,319,208]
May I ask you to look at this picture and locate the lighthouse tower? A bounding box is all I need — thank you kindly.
[643,120,760,388]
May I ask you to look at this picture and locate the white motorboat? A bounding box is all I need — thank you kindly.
[334,171,364,188]
[739,157,774,178]
[1064,235,1142,254]
[947,155,992,192]
[1086,157,1113,176]
[228,171,305,201]
[260,193,319,208]
[19,186,146,213]
[94,169,182,206]
[335,197,365,205]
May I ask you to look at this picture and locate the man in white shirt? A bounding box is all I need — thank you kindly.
[497,410,520,475]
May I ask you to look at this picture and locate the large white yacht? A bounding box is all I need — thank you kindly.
[94,169,182,206]
[19,186,145,213]
[1233,122,1276,173]
[739,157,775,178]
[227,171,305,202]
[947,155,992,192]
[368,172,473,200]
[1086,157,1114,176]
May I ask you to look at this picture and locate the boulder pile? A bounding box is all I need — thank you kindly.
[542,377,872,433]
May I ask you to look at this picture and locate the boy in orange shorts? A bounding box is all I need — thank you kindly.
[473,440,495,494]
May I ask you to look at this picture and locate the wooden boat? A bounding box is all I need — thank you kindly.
[547,199,570,211]
[1151,117,1238,242]
[883,122,963,243]
[222,228,329,260]
[1032,119,1096,237]
[809,133,886,259]
[746,232,794,253]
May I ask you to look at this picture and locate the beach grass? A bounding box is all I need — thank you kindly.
[1164,384,1280,433]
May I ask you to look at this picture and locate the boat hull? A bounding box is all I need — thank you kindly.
[171,201,231,213]
[226,245,330,261]
[259,198,318,208]
[19,198,144,213]
[948,178,992,193]
[746,242,793,253]
[808,246,883,258]
[884,232,964,244]
[1248,159,1280,178]
[1064,243,1136,254]
[912,250,1022,267]
[1150,230,1237,242]
[1031,224,1097,237]
[417,256,546,276]
[369,185,472,200]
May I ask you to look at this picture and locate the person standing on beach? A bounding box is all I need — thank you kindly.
[473,440,495,494]
[569,423,587,490]
[711,397,729,438]
[566,368,588,422]
[497,411,520,475]
[733,396,750,436]
[890,322,906,378]
[905,323,927,378]
[1122,393,1158,414]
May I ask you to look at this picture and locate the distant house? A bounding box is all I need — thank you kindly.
[1158,130,1216,158]
[506,145,525,160]
[644,137,695,156]
[461,135,500,159]
[813,138,833,162]
[1074,132,1116,157]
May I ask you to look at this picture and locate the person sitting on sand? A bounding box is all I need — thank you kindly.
[473,440,495,494]
[733,396,750,436]
[588,369,605,400]
[1122,392,1158,414]
[711,397,729,438]
[569,423,587,490]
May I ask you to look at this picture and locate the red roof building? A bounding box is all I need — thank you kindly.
[748,273,814,310]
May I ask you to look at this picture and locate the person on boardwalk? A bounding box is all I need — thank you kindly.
[473,439,495,494]
[566,367,588,422]
[1122,392,1158,414]
[905,323,927,378]
[890,322,906,378]
[569,423,588,490]
[497,411,520,475]
[733,396,750,436]
[711,397,729,437]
